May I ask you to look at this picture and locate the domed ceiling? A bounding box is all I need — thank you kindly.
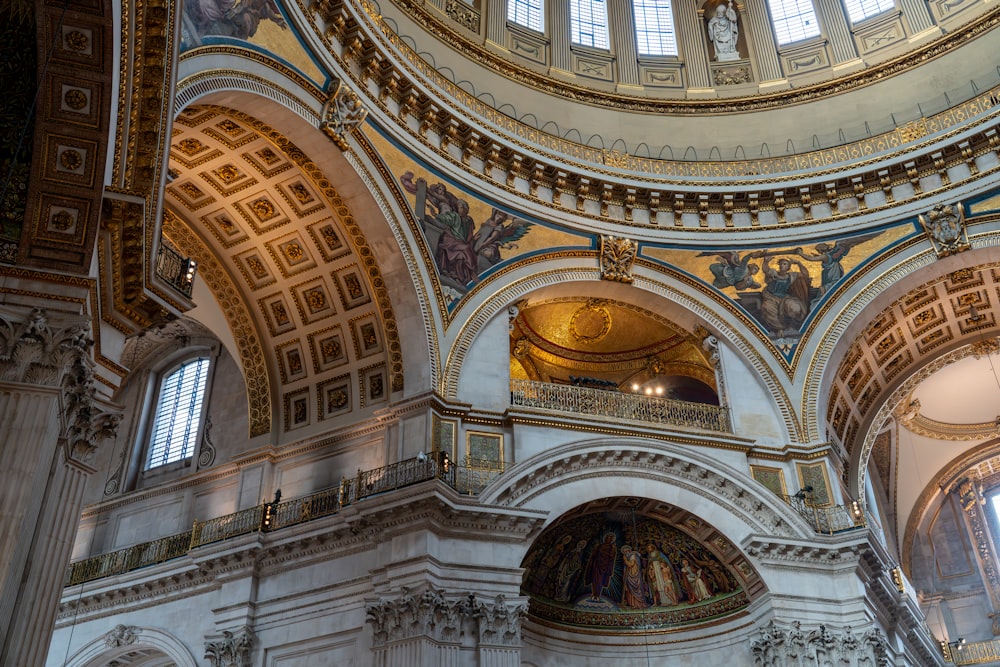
[510,298,718,402]
[520,497,761,631]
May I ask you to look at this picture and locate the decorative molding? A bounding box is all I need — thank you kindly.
[750,620,891,666]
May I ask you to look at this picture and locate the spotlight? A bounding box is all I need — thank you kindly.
[655,386,663,395]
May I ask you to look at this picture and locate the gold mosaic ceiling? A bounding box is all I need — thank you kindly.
[510,298,717,394]
[164,105,400,436]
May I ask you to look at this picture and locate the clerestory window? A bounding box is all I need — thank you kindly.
[767,0,821,44]
[508,0,545,32]
[843,0,895,23]
[571,0,610,48]
[633,0,678,56]
[145,357,211,469]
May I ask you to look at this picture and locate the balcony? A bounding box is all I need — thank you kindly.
[65,455,502,587]
[510,379,732,433]
[154,242,197,298]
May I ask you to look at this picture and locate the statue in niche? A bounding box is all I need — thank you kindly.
[708,2,740,61]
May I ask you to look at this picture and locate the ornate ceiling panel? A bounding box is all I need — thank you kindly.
[166,105,401,437]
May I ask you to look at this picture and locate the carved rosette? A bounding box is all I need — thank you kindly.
[320,81,368,151]
[366,588,525,648]
[599,235,637,283]
[204,627,254,667]
[749,621,890,667]
[0,309,120,462]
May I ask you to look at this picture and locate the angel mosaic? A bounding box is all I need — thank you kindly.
[183,0,287,43]
[696,233,879,343]
[400,172,532,290]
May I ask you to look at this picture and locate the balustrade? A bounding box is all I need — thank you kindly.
[510,379,731,433]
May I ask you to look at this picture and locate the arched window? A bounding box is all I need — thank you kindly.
[508,0,544,32]
[843,0,895,22]
[571,0,609,48]
[767,0,821,44]
[633,0,678,56]
[145,357,211,469]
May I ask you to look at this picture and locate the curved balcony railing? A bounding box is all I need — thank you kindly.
[778,494,867,535]
[65,455,503,587]
[510,379,732,433]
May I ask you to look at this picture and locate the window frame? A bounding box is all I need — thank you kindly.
[570,0,610,49]
[507,0,545,33]
[144,356,212,471]
[766,0,822,45]
[632,0,679,57]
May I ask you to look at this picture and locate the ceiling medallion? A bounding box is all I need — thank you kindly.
[569,300,611,344]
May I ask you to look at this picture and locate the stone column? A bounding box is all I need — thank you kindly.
[485,0,509,49]
[0,309,120,667]
[897,0,935,36]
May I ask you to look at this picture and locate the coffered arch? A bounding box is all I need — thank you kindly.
[823,253,1000,498]
[163,99,422,439]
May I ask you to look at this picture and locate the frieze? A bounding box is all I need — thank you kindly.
[750,620,891,667]
[366,588,526,647]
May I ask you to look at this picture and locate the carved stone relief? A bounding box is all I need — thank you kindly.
[599,235,636,283]
[366,587,526,647]
[919,203,969,258]
[320,82,368,152]
[750,620,890,666]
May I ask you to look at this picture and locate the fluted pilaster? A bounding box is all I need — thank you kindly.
[675,0,713,89]
[812,0,858,63]
[607,0,640,86]
[485,0,509,48]
[741,0,785,82]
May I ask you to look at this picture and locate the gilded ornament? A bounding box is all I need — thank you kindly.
[213,164,242,184]
[320,82,368,151]
[569,300,612,343]
[64,30,89,52]
[281,241,305,262]
[177,137,205,155]
[599,235,637,283]
[59,149,83,171]
[217,119,243,136]
[289,182,313,204]
[246,255,268,278]
[304,287,327,312]
[179,182,205,199]
[444,0,479,31]
[249,197,276,220]
[603,150,629,169]
[63,89,88,110]
[256,147,280,164]
[51,210,75,231]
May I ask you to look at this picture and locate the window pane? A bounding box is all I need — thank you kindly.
[571,0,609,49]
[634,0,678,56]
[843,0,894,23]
[146,357,210,469]
[768,0,821,44]
[508,0,544,32]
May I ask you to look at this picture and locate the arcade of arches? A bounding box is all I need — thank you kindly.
[3,0,1000,664]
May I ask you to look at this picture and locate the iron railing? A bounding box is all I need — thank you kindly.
[155,242,197,298]
[779,495,866,534]
[945,638,1000,664]
[510,379,732,433]
[65,456,503,586]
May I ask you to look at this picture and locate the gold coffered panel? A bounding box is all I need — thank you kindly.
[167,105,403,435]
